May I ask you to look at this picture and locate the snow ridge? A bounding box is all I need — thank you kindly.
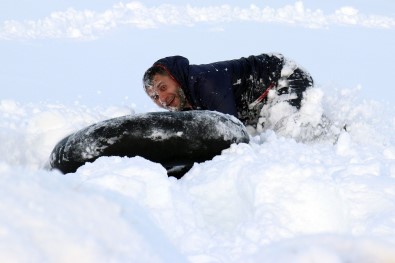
[1,1,394,40]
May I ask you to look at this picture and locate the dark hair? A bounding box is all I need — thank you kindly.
[143,65,168,90]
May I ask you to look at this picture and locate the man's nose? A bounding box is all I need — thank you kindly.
[158,91,167,104]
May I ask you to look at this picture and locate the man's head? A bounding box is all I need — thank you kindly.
[143,65,190,111]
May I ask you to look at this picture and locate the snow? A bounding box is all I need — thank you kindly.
[1,86,395,262]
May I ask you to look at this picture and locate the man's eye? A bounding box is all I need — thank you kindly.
[159,85,166,91]
[151,94,159,100]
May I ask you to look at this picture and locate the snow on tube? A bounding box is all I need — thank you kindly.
[49,110,250,177]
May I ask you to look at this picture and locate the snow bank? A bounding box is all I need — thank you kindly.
[1,86,395,262]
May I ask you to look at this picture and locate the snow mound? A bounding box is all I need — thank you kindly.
[1,86,395,262]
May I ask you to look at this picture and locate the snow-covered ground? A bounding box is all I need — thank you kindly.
[1,85,395,262]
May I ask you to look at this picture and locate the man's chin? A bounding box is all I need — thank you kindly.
[166,106,180,112]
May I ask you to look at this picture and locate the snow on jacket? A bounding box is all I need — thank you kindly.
[153,53,313,127]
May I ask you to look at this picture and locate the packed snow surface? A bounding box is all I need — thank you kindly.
[1,86,395,262]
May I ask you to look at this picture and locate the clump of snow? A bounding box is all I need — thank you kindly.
[256,87,340,143]
[1,85,395,262]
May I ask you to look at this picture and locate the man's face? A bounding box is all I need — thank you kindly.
[145,73,189,111]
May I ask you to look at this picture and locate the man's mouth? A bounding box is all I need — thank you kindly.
[166,95,176,107]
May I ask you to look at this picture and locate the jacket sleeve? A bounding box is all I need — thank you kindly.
[194,71,238,117]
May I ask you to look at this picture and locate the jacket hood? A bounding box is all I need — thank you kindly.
[153,56,190,91]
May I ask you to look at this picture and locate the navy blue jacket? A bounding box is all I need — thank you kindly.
[153,54,312,126]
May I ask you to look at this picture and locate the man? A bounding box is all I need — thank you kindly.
[143,53,314,129]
